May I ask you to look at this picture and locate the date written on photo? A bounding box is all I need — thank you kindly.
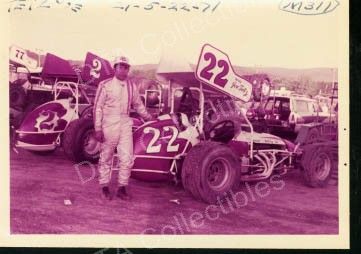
[7,0,83,13]
[112,1,221,13]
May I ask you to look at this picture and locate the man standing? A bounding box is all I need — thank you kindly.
[93,55,152,200]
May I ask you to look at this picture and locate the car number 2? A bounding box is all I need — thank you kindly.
[90,59,102,79]
[143,126,180,153]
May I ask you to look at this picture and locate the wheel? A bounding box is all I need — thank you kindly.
[181,141,240,204]
[62,118,101,163]
[301,145,334,187]
[80,106,93,119]
[10,85,26,110]
[204,100,242,143]
[305,127,320,144]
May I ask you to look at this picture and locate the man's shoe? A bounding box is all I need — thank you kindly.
[116,186,131,200]
[102,186,112,200]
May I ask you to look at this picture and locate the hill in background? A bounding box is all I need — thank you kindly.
[130,64,338,96]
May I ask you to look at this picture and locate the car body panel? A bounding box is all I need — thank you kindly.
[15,99,76,149]
[130,113,199,181]
[234,131,286,146]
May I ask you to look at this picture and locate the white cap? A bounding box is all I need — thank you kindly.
[112,56,130,68]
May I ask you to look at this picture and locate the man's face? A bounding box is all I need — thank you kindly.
[114,64,130,81]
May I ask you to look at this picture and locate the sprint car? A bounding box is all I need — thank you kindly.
[13,51,160,154]
[9,49,95,132]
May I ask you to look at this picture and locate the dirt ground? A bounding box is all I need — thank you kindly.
[10,148,338,235]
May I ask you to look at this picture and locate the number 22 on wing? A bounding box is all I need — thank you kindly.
[143,126,179,153]
[199,52,230,88]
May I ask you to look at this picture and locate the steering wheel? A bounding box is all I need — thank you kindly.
[203,99,242,143]
[177,87,198,119]
[207,120,236,143]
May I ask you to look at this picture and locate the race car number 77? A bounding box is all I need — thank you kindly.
[195,44,253,102]
[9,45,38,69]
[15,49,25,60]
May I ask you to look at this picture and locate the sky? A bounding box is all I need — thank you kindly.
[9,0,343,68]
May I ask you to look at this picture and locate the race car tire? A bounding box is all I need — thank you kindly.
[181,141,240,204]
[80,105,93,119]
[181,143,209,201]
[301,144,334,188]
[62,118,100,163]
[10,85,26,110]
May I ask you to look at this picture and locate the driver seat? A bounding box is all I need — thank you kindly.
[176,87,199,119]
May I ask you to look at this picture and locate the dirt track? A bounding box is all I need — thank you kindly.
[10,148,338,234]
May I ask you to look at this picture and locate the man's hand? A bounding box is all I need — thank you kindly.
[94,130,105,143]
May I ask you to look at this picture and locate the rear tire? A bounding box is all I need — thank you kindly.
[62,118,100,163]
[301,145,334,187]
[181,141,240,204]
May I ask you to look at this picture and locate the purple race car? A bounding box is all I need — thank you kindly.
[13,52,163,156]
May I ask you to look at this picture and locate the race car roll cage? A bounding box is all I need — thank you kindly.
[12,63,92,108]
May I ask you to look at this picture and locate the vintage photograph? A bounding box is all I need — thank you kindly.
[3,0,349,249]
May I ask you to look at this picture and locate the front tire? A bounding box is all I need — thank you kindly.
[181,141,240,204]
[62,118,100,163]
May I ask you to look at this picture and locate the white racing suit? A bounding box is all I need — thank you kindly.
[93,77,151,186]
